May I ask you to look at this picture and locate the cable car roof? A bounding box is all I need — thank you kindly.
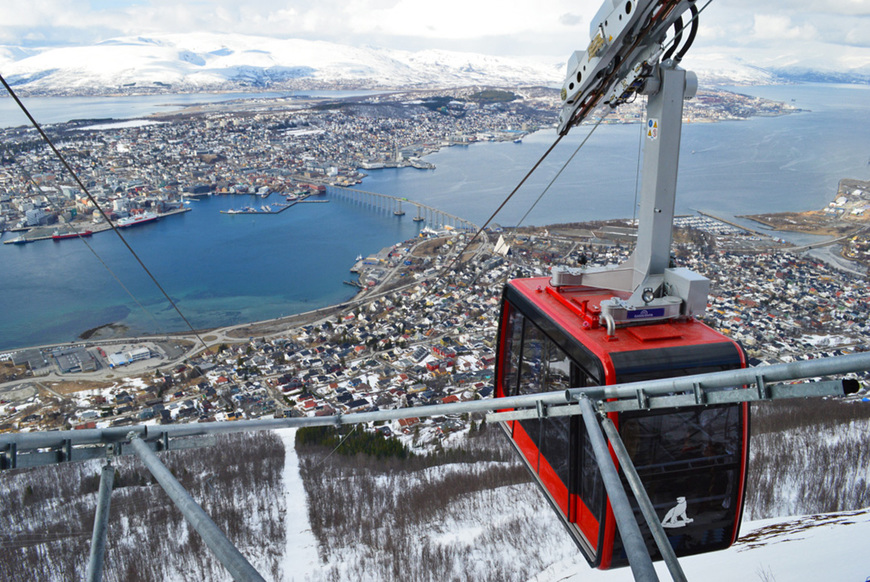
[506,277,737,365]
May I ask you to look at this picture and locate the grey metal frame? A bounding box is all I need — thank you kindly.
[577,396,660,582]
[601,416,687,582]
[2,354,867,463]
[2,351,868,582]
[85,457,115,582]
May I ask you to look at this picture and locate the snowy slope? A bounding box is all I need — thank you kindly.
[280,422,870,582]
[532,508,870,581]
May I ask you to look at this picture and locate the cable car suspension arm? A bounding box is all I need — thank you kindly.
[558,0,710,135]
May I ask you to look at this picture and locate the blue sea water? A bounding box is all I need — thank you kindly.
[363,84,870,229]
[0,84,868,351]
[0,196,425,350]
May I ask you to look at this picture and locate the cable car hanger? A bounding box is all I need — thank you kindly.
[553,0,715,333]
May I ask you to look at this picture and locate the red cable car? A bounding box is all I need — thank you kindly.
[491,0,755,568]
[494,277,749,569]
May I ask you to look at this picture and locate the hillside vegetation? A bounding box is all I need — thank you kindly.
[0,433,285,581]
[746,397,870,518]
[295,421,577,581]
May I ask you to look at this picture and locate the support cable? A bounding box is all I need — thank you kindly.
[514,113,608,230]
[426,113,607,328]
[675,5,700,62]
[429,132,565,288]
[0,74,209,354]
[312,424,358,469]
[435,0,717,290]
[5,148,163,331]
[661,16,684,62]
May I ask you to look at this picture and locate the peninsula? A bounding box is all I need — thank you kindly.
[741,178,870,267]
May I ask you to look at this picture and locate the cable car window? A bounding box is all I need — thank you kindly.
[611,343,742,385]
[499,304,525,398]
[517,317,574,486]
[611,405,745,565]
[621,405,741,471]
[518,320,573,395]
[576,419,606,527]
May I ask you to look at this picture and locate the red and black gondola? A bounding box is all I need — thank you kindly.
[494,276,749,569]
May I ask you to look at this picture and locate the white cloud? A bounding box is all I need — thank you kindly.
[751,14,818,42]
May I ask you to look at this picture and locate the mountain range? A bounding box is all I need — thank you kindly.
[0,33,564,95]
[4,32,867,96]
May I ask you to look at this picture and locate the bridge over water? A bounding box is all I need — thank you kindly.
[327,185,477,231]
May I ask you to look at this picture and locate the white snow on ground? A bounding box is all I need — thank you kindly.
[276,428,321,581]
[76,119,166,131]
[531,508,870,582]
[268,429,870,581]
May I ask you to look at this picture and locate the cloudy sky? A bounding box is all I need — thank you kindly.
[1,0,869,70]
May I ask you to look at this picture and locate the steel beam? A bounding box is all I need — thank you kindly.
[488,379,851,422]
[2,353,868,472]
[577,396,659,582]
[601,417,688,582]
[85,459,115,582]
[565,352,870,405]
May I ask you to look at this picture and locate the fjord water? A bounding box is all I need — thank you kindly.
[1,84,868,351]
[363,84,870,228]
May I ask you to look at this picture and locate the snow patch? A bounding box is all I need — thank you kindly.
[276,428,321,580]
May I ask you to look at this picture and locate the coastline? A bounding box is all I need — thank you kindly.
[2,85,868,356]
[2,207,191,245]
[738,210,865,237]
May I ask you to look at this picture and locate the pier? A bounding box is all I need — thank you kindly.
[327,185,477,231]
[219,193,330,215]
[3,207,191,245]
[220,203,292,215]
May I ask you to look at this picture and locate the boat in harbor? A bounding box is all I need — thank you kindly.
[116,211,159,228]
[52,230,93,240]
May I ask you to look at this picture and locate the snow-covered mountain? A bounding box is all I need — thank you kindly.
[683,45,870,86]
[3,33,866,96]
[0,33,564,94]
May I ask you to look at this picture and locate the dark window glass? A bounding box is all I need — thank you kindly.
[611,405,744,566]
[516,316,574,486]
[577,422,606,521]
[499,305,525,397]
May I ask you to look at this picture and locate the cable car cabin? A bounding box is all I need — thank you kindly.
[495,277,749,569]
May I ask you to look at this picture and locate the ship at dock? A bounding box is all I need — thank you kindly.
[115,211,158,228]
[52,230,93,240]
